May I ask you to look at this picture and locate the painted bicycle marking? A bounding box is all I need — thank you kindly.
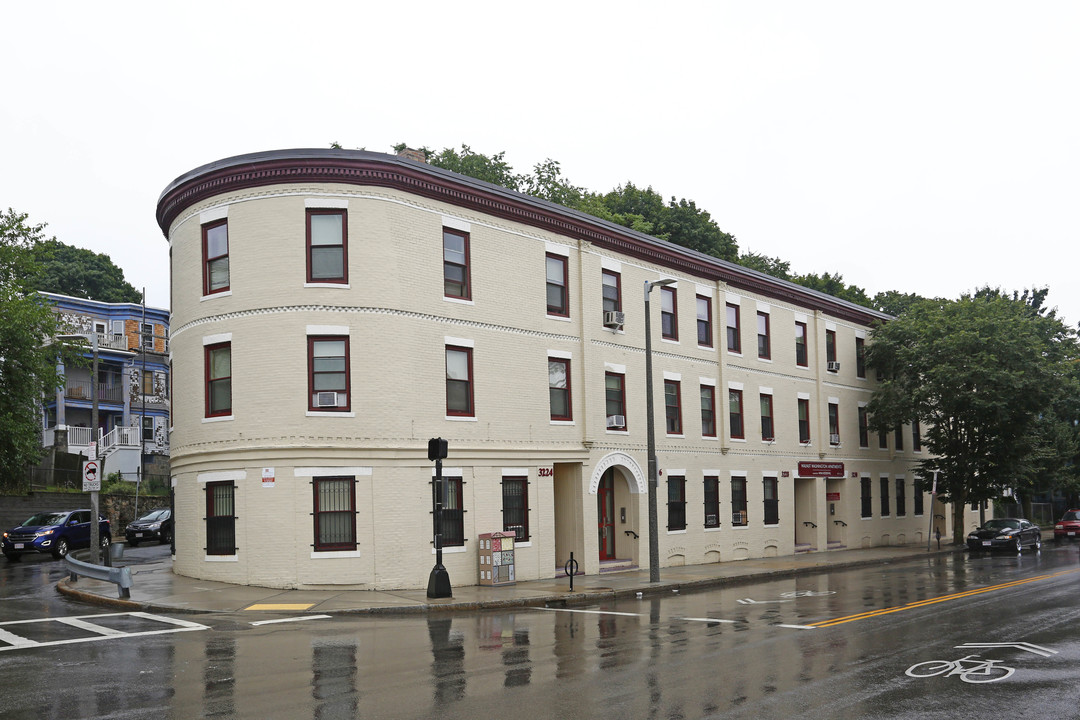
[906,643,1057,684]
[905,654,1014,683]
[738,590,836,604]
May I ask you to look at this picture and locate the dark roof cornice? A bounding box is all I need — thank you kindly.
[157,149,889,325]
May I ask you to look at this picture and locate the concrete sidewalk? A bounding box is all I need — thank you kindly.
[57,543,961,615]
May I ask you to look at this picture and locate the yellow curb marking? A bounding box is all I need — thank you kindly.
[809,568,1080,628]
[244,603,315,611]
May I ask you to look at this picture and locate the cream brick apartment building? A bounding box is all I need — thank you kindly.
[157,148,971,590]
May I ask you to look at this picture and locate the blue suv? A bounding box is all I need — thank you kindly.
[2,509,111,561]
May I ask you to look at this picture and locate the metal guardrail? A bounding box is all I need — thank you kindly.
[65,545,132,599]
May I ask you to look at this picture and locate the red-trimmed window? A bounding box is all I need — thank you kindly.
[700,385,716,438]
[795,321,808,367]
[731,477,748,526]
[757,312,770,359]
[729,389,744,439]
[605,372,626,430]
[307,209,348,284]
[704,476,720,528]
[205,342,231,417]
[443,228,470,299]
[667,475,686,530]
[763,478,779,525]
[313,477,357,551]
[502,476,529,541]
[760,393,774,441]
[602,269,621,314]
[308,336,350,411]
[442,476,465,547]
[798,398,811,443]
[661,286,678,340]
[664,380,682,435]
[548,357,572,421]
[205,481,235,555]
[202,219,229,295]
[696,296,712,347]
[446,346,474,417]
[546,253,569,317]
[726,303,741,352]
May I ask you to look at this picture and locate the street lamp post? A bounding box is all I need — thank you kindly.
[644,278,676,583]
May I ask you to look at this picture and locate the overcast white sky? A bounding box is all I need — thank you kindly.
[4,1,1078,325]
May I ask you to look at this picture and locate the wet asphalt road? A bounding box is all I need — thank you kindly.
[2,543,1079,719]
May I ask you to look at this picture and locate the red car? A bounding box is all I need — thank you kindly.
[1054,509,1080,542]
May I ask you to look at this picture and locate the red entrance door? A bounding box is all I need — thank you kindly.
[598,469,616,560]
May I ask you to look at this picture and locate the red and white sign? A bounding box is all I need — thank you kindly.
[82,461,101,492]
[797,461,845,478]
[826,492,841,501]
[262,467,275,488]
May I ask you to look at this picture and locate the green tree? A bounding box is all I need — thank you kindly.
[737,251,792,280]
[0,210,67,490]
[871,290,928,317]
[426,144,523,191]
[599,183,739,261]
[866,290,1079,542]
[792,272,872,308]
[30,239,142,303]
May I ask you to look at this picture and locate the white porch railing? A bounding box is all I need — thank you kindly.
[100,426,140,456]
[67,426,97,448]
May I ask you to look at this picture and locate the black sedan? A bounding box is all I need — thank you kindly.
[124,509,172,546]
[966,518,1041,553]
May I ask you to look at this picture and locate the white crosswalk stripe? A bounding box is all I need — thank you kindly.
[0,612,209,652]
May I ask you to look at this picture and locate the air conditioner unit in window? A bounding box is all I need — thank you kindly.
[603,311,625,329]
[827,361,841,372]
[706,514,718,526]
[606,414,626,429]
[732,511,746,525]
[830,433,841,445]
[315,392,339,408]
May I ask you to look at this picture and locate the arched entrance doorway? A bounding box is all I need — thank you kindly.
[588,453,646,567]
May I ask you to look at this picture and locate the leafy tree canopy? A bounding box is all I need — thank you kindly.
[0,210,67,490]
[738,251,792,281]
[865,288,1079,541]
[871,290,929,317]
[30,239,142,303]
[791,271,872,308]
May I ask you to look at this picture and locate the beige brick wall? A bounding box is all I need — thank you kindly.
[167,181,975,590]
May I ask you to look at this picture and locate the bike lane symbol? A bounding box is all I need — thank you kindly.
[905,643,1057,684]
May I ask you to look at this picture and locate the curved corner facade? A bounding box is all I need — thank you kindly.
[159,149,975,590]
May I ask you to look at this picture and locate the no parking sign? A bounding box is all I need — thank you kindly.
[82,461,101,492]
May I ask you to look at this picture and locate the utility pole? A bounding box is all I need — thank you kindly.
[89,330,101,565]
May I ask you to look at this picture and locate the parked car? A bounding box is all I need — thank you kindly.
[2,510,111,561]
[966,518,1041,553]
[124,508,172,546]
[1053,509,1080,542]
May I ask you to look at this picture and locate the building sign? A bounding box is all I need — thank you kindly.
[262,467,275,488]
[797,461,845,478]
[826,492,841,501]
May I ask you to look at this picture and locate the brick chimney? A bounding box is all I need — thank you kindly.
[397,147,427,163]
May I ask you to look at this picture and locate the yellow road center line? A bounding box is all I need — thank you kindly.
[809,568,1080,628]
